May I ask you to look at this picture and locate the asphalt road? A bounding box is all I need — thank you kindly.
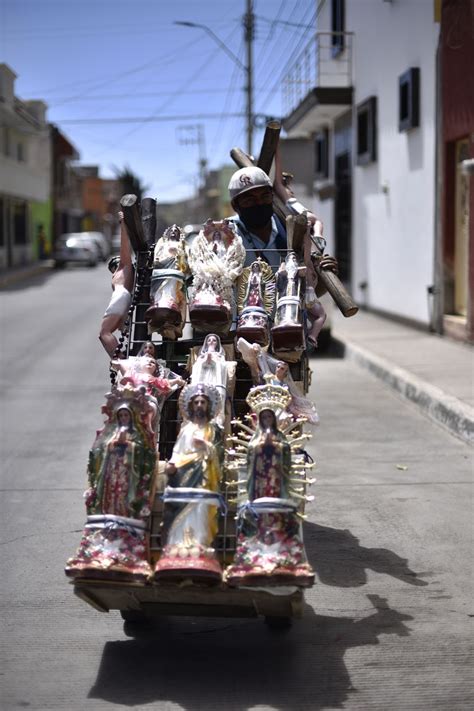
[1,265,472,710]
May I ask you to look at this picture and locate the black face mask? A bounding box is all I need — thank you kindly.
[238,203,273,230]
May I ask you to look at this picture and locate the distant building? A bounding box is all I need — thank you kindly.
[74,165,121,241]
[51,125,82,243]
[281,0,472,343]
[0,63,51,267]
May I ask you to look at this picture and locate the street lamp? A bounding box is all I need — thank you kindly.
[174,10,254,155]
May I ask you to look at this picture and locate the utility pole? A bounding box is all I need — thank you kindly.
[177,124,207,188]
[244,0,254,157]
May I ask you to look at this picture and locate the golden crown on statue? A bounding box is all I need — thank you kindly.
[246,382,291,416]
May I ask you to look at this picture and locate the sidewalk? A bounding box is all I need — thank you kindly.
[331,309,474,445]
[0,260,54,288]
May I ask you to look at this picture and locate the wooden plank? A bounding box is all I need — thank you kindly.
[257,121,281,176]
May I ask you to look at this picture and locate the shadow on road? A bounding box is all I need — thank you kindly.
[88,595,412,709]
[88,519,425,708]
[304,521,429,588]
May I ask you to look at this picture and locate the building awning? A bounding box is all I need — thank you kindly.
[283,87,353,138]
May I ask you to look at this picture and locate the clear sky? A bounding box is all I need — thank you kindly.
[0,0,317,202]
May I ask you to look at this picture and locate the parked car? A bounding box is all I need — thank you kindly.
[53,234,100,268]
[110,230,121,254]
[83,231,110,261]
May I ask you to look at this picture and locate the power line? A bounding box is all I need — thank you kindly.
[58,113,246,125]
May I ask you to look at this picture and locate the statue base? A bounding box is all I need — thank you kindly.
[154,544,222,584]
[189,304,232,331]
[145,305,182,328]
[65,518,152,585]
[235,326,269,347]
[271,324,305,352]
[224,566,315,588]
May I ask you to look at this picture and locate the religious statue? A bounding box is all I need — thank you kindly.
[111,341,185,437]
[188,219,245,333]
[65,385,157,583]
[271,251,305,355]
[189,333,236,430]
[154,383,225,583]
[236,259,276,346]
[224,383,315,587]
[236,337,319,425]
[146,224,189,339]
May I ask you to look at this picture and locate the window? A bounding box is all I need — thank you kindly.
[13,201,27,245]
[331,0,345,57]
[399,67,420,132]
[356,97,377,165]
[17,142,25,162]
[314,129,329,180]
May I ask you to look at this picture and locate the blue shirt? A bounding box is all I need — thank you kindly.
[229,215,287,271]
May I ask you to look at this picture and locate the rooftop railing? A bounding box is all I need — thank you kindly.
[283,32,354,117]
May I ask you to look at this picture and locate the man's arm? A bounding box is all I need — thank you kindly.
[114,212,134,291]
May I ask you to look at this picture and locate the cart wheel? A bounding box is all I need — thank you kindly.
[120,609,147,623]
[264,616,293,630]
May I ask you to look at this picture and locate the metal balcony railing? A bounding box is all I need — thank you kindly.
[283,32,354,117]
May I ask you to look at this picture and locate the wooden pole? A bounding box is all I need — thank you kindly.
[257,121,281,175]
[286,214,307,255]
[140,197,157,246]
[120,194,147,252]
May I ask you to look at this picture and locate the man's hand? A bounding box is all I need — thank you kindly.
[165,462,177,477]
[318,254,339,274]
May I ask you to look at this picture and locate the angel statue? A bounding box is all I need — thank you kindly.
[236,337,319,425]
[145,224,189,339]
[154,383,225,583]
[189,333,236,430]
[224,383,315,588]
[188,219,245,333]
[236,259,276,347]
[65,385,157,584]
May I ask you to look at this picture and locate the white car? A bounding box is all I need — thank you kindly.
[53,233,100,268]
[82,231,110,261]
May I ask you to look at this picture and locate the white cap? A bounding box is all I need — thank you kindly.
[228,166,272,201]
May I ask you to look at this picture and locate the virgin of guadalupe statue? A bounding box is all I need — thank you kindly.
[224,383,315,588]
[65,385,156,584]
[190,333,236,429]
[236,259,276,346]
[272,251,306,353]
[146,224,189,339]
[188,219,245,332]
[154,383,224,583]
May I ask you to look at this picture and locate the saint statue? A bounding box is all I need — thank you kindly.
[272,251,306,354]
[224,383,315,588]
[236,259,276,347]
[188,219,245,332]
[189,333,236,430]
[154,383,224,583]
[65,385,157,584]
[146,224,189,339]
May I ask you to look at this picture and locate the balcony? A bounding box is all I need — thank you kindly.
[282,32,354,136]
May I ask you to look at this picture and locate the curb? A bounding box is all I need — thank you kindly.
[335,337,474,446]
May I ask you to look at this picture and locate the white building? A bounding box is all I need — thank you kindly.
[281,0,440,328]
[0,63,51,268]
